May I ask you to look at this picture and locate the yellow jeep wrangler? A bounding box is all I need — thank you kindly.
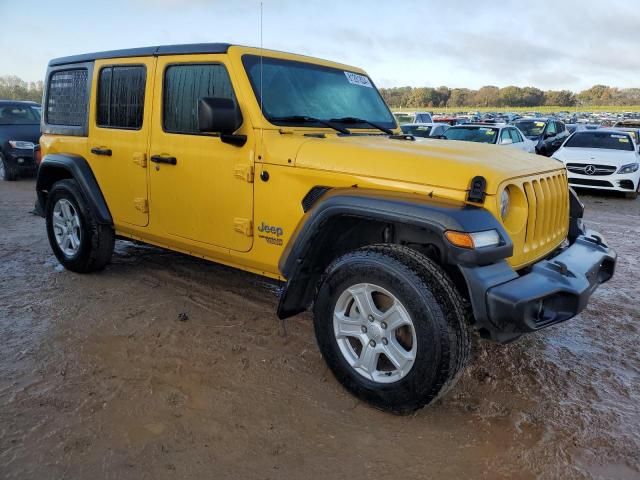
[36,43,616,413]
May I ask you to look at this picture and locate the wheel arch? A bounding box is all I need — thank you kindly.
[277,187,512,319]
[36,153,112,225]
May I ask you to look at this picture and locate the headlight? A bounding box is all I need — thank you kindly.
[618,162,639,174]
[8,140,35,149]
[500,188,510,220]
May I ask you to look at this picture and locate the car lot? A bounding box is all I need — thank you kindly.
[0,179,638,480]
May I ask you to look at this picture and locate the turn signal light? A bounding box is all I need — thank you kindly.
[445,229,501,249]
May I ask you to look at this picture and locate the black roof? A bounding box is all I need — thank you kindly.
[49,43,232,67]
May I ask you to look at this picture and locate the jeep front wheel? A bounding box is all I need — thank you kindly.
[45,179,115,273]
[313,245,470,414]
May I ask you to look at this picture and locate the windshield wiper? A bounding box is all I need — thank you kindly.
[329,116,394,135]
[270,115,350,135]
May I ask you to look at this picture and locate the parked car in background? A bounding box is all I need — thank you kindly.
[400,122,449,138]
[392,111,433,125]
[442,124,536,153]
[513,118,569,156]
[566,123,600,134]
[0,100,41,181]
[553,130,640,199]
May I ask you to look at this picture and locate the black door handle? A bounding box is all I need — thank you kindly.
[150,155,177,165]
[91,147,112,156]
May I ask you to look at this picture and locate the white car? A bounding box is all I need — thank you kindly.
[393,111,433,125]
[400,122,449,138]
[442,124,537,153]
[553,130,640,199]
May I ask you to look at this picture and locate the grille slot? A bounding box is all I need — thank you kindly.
[521,172,568,253]
[568,178,613,187]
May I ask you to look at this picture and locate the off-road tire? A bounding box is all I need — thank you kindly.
[45,179,115,273]
[0,153,17,181]
[313,244,471,414]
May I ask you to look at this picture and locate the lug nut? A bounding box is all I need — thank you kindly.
[361,326,367,333]
[368,315,374,322]
[369,340,376,347]
[381,322,387,329]
[382,338,388,345]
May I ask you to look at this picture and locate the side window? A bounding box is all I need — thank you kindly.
[97,65,146,129]
[546,121,557,136]
[500,129,511,142]
[556,121,565,133]
[46,69,88,126]
[163,64,236,135]
[510,128,523,143]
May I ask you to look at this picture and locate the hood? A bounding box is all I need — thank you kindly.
[294,135,563,194]
[555,147,638,165]
[0,124,41,145]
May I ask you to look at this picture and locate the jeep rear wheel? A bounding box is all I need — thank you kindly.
[45,179,115,273]
[313,245,471,414]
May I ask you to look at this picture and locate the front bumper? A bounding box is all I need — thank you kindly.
[461,226,616,343]
[6,149,37,170]
[567,170,640,192]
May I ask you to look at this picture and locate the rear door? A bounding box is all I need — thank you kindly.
[147,55,254,252]
[88,57,155,227]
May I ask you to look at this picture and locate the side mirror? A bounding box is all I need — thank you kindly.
[198,97,242,134]
[500,137,513,145]
[197,97,246,146]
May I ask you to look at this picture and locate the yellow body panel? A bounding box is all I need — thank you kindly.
[41,46,570,279]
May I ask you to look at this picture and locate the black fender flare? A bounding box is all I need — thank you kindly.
[277,187,512,319]
[36,153,112,224]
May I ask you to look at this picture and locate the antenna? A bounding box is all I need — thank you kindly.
[259,1,264,152]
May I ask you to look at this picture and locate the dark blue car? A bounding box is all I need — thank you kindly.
[0,100,41,181]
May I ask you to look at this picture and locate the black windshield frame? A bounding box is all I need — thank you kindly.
[242,54,396,130]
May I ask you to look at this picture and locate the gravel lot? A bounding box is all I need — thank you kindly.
[1,179,638,480]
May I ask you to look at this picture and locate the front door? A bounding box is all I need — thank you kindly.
[88,57,154,227]
[148,56,254,252]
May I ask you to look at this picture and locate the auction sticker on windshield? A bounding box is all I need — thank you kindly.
[344,71,373,88]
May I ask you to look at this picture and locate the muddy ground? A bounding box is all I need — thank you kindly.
[0,179,638,480]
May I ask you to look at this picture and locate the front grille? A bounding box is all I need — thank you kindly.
[522,171,569,254]
[566,163,617,176]
[568,178,614,187]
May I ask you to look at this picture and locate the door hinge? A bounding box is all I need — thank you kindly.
[234,165,254,183]
[133,152,147,168]
[234,218,253,236]
[134,198,149,213]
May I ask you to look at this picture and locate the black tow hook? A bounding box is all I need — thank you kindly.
[551,260,570,277]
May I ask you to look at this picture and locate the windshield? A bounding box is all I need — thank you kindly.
[443,126,498,144]
[564,132,634,151]
[401,125,433,137]
[515,120,546,137]
[242,55,395,129]
[0,105,41,125]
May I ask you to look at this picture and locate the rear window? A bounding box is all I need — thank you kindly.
[0,105,40,125]
[401,125,432,137]
[443,126,498,144]
[97,65,146,129]
[564,132,634,151]
[46,69,88,126]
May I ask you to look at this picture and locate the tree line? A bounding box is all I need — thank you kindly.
[2,73,640,109]
[380,85,640,109]
[0,75,44,103]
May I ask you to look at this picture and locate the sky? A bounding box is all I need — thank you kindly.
[1,0,639,91]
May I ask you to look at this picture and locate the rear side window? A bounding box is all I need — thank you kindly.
[97,66,146,129]
[163,64,236,135]
[510,128,523,143]
[46,69,88,126]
